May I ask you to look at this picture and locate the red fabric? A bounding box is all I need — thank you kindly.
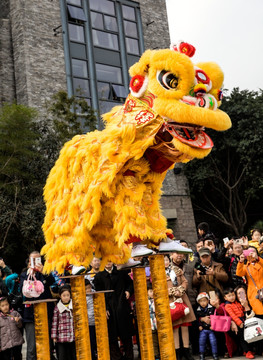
[123,170,135,177]
[225,332,237,358]
[144,148,174,173]
[225,301,244,326]
[125,234,142,245]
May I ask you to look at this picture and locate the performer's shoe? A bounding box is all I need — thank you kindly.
[71,265,86,275]
[158,239,192,254]
[118,258,141,269]
[131,244,154,257]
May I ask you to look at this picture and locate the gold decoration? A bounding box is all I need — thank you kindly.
[71,276,92,360]
[93,293,110,360]
[34,302,50,360]
[133,267,155,360]
[149,255,176,360]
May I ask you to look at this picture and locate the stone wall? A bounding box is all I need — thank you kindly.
[9,0,67,109]
[160,169,198,247]
[138,0,170,49]
[0,19,15,103]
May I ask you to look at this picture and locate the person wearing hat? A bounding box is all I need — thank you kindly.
[193,247,228,296]
[196,292,218,360]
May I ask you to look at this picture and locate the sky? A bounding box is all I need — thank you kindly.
[166,0,263,92]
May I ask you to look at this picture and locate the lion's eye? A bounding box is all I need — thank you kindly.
[157,70,179,90]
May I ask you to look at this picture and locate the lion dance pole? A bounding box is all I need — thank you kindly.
[69,275,92,360]
[149,255,176,360]
[133,267,155,360]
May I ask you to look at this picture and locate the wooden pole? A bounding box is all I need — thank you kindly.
[133,267,155,360]
[93,291,111,360]
[70,275,92,360]
[149,254,176,360]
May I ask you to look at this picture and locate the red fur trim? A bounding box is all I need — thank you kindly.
[125,235,142,244]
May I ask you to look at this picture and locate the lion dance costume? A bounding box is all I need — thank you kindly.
[42,42,231,274]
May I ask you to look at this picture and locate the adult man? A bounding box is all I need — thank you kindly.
[85,257,101,289]
[94,261,134,360]
[217,239,245,287]
[193,247,228,295]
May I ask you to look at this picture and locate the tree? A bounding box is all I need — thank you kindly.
[185,88,263,236]
[0,103,40,263]
[0,93,97,270]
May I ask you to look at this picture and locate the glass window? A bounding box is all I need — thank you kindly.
[112,84,128,100]
[90,12,104,29]
[67,5,87,21]
[126,37,139,55]
[98,82,110,99]
[124,20,137,38]
[70,43,87,59]
[69,24,85,42]
[99,100,117,114]
[122,5,135,21]
[96,63,122,84]
[72,59,88,78]
[104,16,118,32]
[67,0,81,6]
[92,30,119,51]
[73,78,90,97]
[89,0,115,15]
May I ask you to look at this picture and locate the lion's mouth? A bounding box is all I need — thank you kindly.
[162,121,213,149]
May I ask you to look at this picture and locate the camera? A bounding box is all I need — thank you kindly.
[195,263,207,275]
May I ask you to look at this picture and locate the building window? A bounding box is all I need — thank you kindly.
[62,0,144,123]
[95,63,122,83]
[89,0,115,15]
[92,30,119,50]
[67,5,87,22]
[69,24,85,42]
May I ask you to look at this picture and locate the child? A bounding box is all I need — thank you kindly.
[85,279,97,360]
[224,287,254,359]
[0,296,24,360]
[148,283,160,360]
[51,285,76,360]
[209,289,237,358]
[196,292,218,360]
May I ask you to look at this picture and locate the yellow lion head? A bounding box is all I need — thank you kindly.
[122,42,231,161]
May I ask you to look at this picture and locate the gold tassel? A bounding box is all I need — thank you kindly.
[133,267,155,360]
[34,302,50,360]
[149,255,176,360]
[71,276,92,360]
[93,292,110,360]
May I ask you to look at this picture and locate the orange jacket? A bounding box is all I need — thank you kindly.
[236,257,263,315]
[225,301,244,326]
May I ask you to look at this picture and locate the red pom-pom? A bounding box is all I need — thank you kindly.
[178,42,196,57]
[130,75,145,93]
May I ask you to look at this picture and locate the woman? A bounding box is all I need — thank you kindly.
[248,229,262,251]
[168,252,196,360]
[236,247,263,317]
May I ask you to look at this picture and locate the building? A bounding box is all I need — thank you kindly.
[0,0,198,245]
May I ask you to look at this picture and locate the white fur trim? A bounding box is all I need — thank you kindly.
[130,75,149,98]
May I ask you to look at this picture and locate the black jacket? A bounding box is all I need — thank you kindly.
[196,303,215,329]
[94,266,134,341]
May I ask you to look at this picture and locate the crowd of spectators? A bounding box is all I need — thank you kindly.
[1,223,263,360]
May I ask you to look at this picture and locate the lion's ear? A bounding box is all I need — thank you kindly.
[129,49,152,77]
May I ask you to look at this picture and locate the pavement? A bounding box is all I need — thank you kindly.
[21,342,254,359]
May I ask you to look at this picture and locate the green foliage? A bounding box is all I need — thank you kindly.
[0,93,97,270]
[185,88,263,236]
